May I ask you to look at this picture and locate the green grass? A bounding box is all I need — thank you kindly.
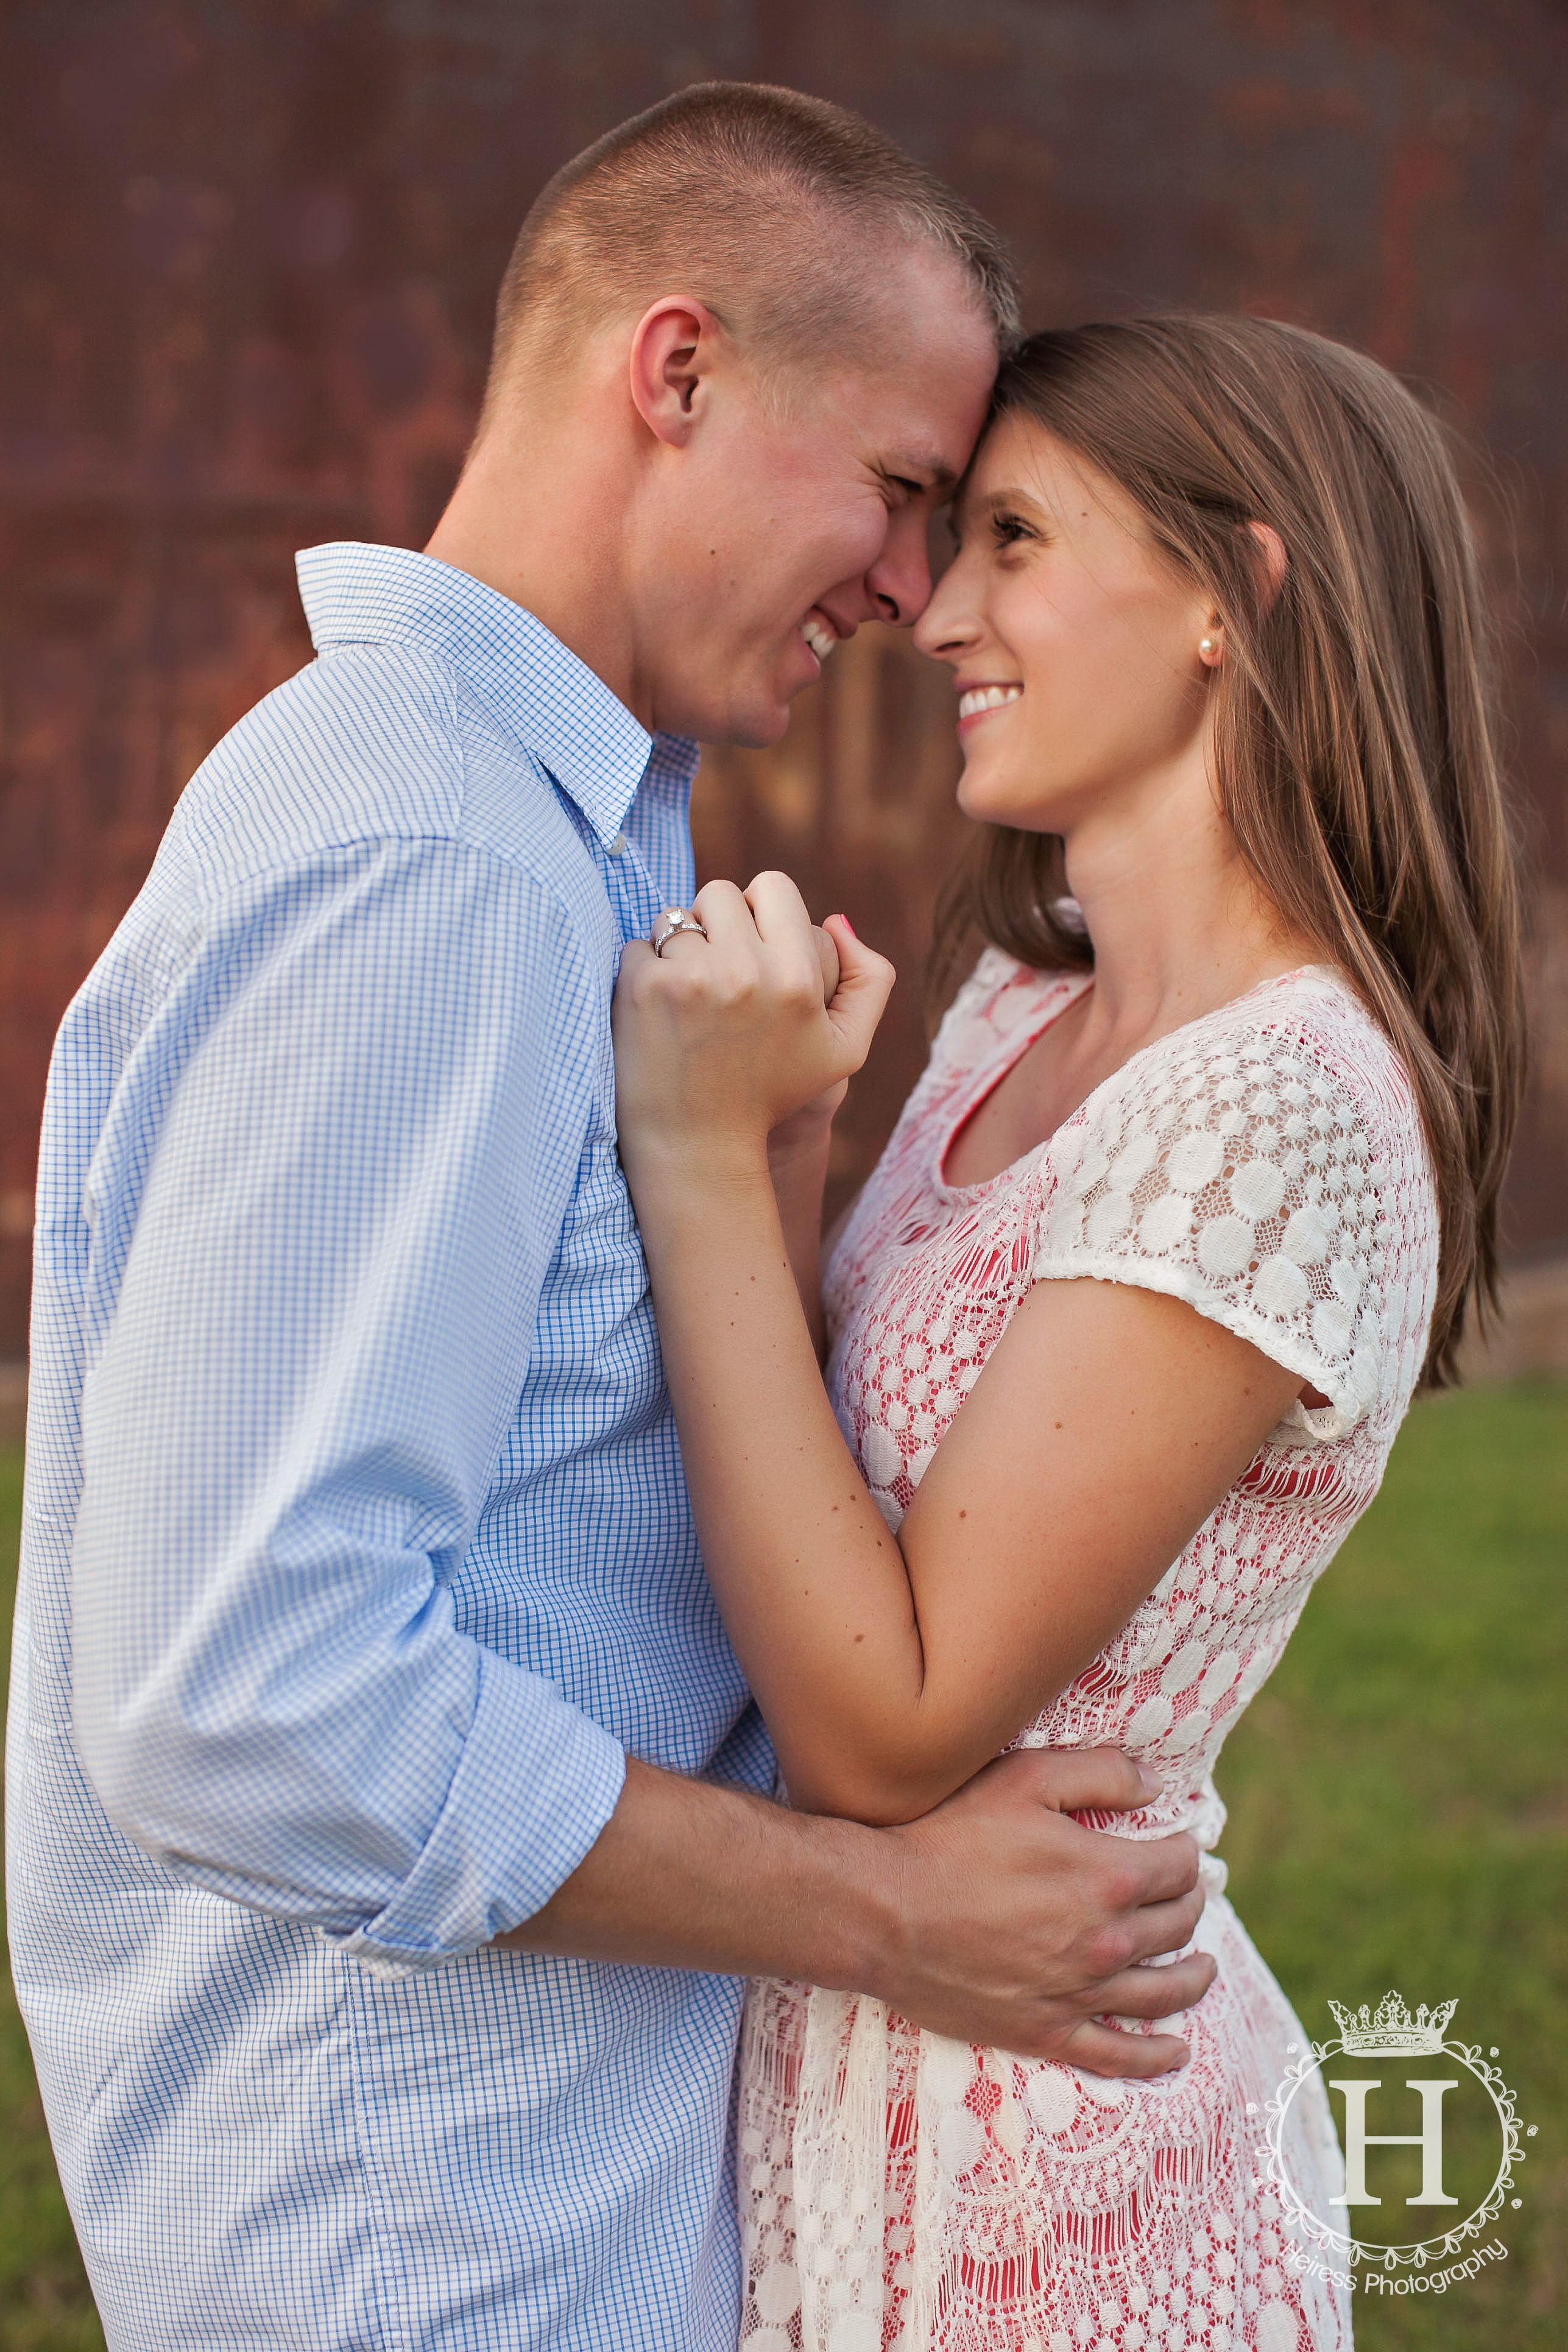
[1217,1379,1567,2347]
[2,1385,1564,2348]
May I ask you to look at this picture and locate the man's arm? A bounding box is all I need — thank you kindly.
[72,839,627,1965]
[507,1749,1215,2076]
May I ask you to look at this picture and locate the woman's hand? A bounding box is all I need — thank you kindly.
[613,874,895,1192]
[766,918,850,1157]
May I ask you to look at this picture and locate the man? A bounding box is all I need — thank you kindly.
[8,85,1213,2350]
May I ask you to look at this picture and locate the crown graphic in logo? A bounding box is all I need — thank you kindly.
[1327,1990,1458,2055]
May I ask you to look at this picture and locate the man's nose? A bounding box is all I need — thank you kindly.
[866,510,934,629]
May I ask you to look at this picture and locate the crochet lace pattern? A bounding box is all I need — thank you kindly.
[738,952,1439,2352]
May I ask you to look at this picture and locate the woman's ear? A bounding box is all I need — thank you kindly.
[628,297,721,448]
[1248,520,1290,612]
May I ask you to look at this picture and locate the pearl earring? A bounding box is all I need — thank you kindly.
[1199,634,1219,659]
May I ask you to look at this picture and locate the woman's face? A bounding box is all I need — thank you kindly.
[915,412,1217,836]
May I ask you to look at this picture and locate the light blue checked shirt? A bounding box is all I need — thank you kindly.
[7,542,774,2350]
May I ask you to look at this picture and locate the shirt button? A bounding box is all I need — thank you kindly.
[609,832,627,856]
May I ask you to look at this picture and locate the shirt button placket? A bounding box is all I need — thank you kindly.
[606,833,659,948]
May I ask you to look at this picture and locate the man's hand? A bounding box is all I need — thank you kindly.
[878,1748,1213,2074]
[504,1748,1213,2079]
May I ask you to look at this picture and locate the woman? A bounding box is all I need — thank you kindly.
[612,314,1525,2352]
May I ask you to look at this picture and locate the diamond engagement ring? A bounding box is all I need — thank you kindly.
[651,907,710,956]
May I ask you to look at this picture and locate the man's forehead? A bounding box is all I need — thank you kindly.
[819,370,980,487]
[824,259,996,466]
[853,361,992,485]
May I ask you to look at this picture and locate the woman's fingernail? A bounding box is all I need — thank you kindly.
[836,913,856,937]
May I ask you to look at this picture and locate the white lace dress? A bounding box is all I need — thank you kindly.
[736,952,1440,2352]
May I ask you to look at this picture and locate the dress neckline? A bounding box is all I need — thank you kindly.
[934,971,1092,1198]
[932,959,1347,1202]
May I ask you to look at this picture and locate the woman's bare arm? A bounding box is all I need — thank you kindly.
[615,874,1301,1826]
[766,1106,837,1354]
[763,925,848,1354]
[630,1137,1300,1823]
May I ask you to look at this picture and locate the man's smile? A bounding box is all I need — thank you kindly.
[799,611,840,668]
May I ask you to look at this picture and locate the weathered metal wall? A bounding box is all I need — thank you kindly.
[3,0,1564,1352]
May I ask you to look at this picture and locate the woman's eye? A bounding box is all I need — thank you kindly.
[990,511,1034,549]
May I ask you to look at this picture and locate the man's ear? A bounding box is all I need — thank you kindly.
[1248,520,1289,612]
[629,297,722,448]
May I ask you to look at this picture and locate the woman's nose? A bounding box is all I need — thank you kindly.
[913,576,980,662]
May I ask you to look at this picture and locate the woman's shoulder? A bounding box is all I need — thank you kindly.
[1040,965,1439,1439]
[1139,965,1427,1162]
[1073,963,1439,1280]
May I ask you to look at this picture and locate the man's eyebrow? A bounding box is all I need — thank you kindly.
[881,450,959,492]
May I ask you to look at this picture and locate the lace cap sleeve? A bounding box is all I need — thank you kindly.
[1033,976,1438,1440]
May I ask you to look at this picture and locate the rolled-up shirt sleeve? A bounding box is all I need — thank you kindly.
[71,835,627,1968]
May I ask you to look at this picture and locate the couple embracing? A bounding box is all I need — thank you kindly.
[8,80,1524,2352]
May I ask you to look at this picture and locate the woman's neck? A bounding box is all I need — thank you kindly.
[1061,775,1317,1055]
[943,770,1324,1194]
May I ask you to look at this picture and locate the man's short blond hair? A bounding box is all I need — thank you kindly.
[482,82,1019,417]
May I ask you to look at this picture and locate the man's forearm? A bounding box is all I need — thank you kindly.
[499,1748,1222,2077]
[500,1756,891,1988]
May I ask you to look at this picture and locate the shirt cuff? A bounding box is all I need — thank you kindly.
[329,1645,627,1974]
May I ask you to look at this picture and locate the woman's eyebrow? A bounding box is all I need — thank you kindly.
[954,484,1050,528]
[966,486,1044,514]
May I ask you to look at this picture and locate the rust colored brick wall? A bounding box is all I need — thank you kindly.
[3,0,1565,1354]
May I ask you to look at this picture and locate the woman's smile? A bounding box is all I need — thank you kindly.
[956,680,1025,732]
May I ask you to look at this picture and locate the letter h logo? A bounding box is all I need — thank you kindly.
[1329,2078,1460,2207]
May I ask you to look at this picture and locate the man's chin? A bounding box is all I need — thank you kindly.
[727,707,794,751]
[687,687,795,752]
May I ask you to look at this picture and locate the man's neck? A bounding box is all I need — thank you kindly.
[425,411,649,724]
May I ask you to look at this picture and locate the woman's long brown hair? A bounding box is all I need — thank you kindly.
[929,314,1526,1386]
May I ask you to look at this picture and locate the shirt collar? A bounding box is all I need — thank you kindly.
[295,541,699,849]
